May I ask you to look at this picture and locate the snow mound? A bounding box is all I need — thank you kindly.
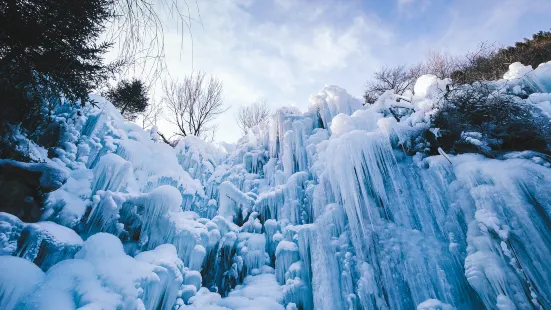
[0,256,45,310]
[16,233,187,310]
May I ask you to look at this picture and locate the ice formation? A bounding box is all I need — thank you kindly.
[1,62,551,310]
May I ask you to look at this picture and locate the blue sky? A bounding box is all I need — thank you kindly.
[154,0,551,143]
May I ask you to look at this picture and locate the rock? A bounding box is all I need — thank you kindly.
[0,160,67,222]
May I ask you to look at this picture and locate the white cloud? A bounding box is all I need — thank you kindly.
[148,0,392,142]
[398,0,415,6]
[116,0,550,143]
[273,0,298,10]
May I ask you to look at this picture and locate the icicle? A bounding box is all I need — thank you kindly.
[135,244,186,310]
[91,153,133,194]
[218,181,255,224]
[237,232,268,277]
[275,240,300,284]
[15,221,83,271]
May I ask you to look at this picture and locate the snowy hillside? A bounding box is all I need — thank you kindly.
[1,62,551,310]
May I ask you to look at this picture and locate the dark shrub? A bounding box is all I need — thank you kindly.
[105,79,149,121]
[431,83,550,156]
[0,0,116,131]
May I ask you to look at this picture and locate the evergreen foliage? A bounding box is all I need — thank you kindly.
[0,0,117,129]
[105,79,149,121]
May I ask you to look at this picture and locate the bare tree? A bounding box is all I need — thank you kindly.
[451,42,504,84]
[106,0,203,83]
[364,65,425,104]
[425,51,459,79]
[236,100,271,134]
[163,71,226,140]
[140,99,163,129]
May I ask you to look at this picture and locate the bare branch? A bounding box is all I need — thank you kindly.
[162,71,226,140]
[364,65,422,104]
[451,42,504,84]
[140,99,163,129]
[424,50,459,79]
[106,0,202,83]
[236,100,271,135]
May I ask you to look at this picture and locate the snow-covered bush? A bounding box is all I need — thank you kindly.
[431,82,550,155]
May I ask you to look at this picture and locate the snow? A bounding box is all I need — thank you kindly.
[15,221,83,271]
[0,212,25,255]
[20,259,122,310]
[2,61,551,310]
[15,233,187,310]
[308,85,363,130]
[329,109,383,138]
[503,62,534,80]
[417,299,455,310]
[0,256,45,310]
[184,273,284,310]
[412,75,451,110]
[224,273,284,309]
[219,181,255,223]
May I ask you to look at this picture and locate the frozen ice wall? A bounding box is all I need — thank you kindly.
[205,62,551,310]
[1,62,551,310]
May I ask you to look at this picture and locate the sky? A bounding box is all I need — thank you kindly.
[134,0,551,143]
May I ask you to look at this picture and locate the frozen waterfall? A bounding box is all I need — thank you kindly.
[1,62,551,310]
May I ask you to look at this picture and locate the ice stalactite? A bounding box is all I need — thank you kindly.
[269,107,304,159]
[456,156,551,309]
[321,131,398,254]
[308,85,363,131]
[254,170,312,226]
[275,240,300,284]
[237,232,268,276]
[244,150,268,175]
[256,189,285,224]
[157,211,210,271]
[85,190,126,236]
[128,185,183,244]
[90,153,133,194]
[201,230,240,296]
[15,221,83,271]
[282,117,313,178]
[135,244,186,310]
[43,168,92,228]
[174,136,226,182]
[219,181,255,225]
[0,214,83,272]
